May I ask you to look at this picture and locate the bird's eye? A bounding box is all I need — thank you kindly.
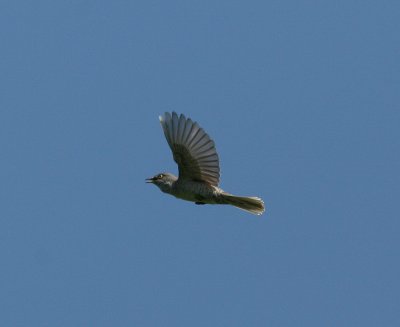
[158,174,164,179]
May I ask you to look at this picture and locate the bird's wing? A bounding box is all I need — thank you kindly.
[159,112,220,186]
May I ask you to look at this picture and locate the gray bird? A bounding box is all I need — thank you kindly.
[146,112,265,215]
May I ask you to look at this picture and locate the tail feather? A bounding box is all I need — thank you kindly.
[220,193,265,216]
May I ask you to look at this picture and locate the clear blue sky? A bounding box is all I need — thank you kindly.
[1,1,399,326]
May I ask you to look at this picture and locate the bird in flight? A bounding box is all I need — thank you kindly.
[146,112,265,215]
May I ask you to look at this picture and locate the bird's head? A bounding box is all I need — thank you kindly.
[145,172,177,193]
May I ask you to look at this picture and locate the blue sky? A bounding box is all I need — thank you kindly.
[1,0,399,326]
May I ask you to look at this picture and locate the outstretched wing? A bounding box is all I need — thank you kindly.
[159,112,220,186]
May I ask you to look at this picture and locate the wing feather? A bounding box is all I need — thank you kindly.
[196,151,216,160]
[197,154,219,161]
[190,131,208,149]
[181,118,193,145]
[159,113,172,147]
[171,112,179,144]
[177,114,186,144]
[186,124,201,148]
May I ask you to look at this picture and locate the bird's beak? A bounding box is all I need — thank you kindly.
[145,177,155,183]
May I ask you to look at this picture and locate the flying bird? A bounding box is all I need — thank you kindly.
[146,112,265,215]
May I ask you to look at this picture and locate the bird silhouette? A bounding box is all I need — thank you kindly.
[146,112,265,215]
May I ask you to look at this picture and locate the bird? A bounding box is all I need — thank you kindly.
[146,112,265,215]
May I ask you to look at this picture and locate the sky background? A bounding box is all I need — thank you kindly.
[1,0,399,326]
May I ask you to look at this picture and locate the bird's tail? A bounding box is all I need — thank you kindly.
[220,193,265,216]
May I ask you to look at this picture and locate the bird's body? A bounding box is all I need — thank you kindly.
[173,179,220,203]
[147,112,265,215]
[147,172,224,203]
[173,178,225,204]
